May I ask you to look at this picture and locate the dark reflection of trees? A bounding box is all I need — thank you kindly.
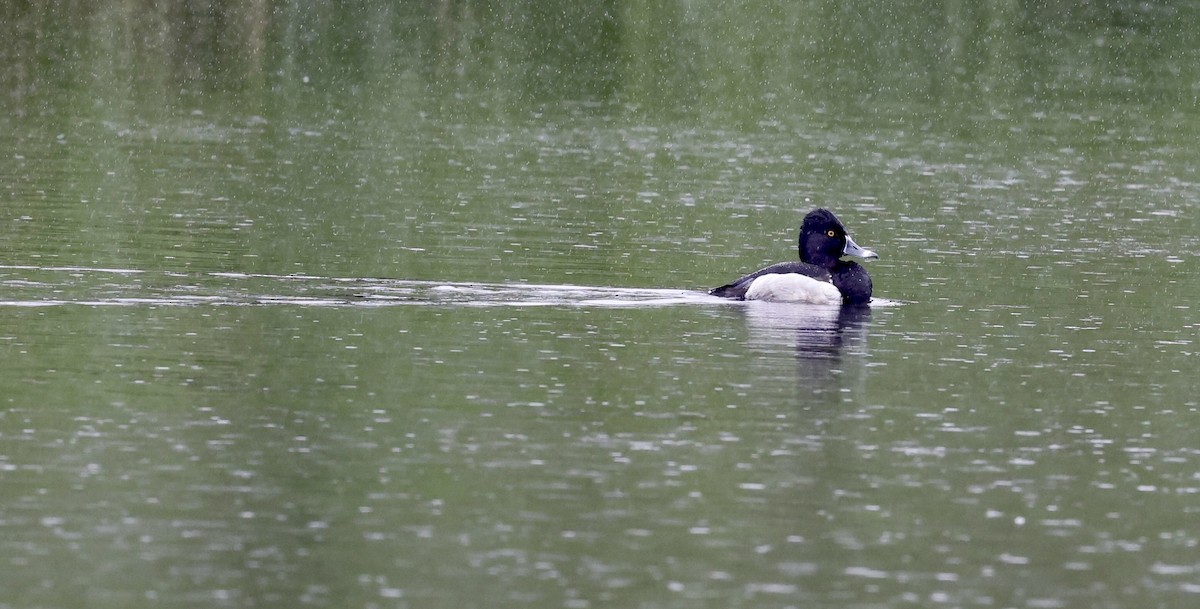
[162,0,269,85]
[1,0,1196,118]
[428,0,621,103]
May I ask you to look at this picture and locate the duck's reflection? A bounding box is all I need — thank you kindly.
[743,302,872,358]
[741,302,873,398]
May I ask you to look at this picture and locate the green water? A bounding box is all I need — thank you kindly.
[3,2,1200,608]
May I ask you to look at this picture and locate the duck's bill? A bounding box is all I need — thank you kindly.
[843,235,879,260]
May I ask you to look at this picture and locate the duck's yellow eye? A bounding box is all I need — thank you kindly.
[826,230,837,238]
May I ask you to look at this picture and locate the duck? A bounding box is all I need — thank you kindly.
[709,208,878,305]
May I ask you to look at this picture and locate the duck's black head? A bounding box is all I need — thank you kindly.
[798,208,878,269]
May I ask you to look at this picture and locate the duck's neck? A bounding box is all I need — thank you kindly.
[831,261,872,304]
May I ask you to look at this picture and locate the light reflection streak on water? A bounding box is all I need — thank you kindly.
[0,265,902,309]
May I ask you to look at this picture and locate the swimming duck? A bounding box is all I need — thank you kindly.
[709,208,877,305]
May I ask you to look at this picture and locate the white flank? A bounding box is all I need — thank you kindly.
[744,273,842,304]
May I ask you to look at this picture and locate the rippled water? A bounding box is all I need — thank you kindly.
[5,7,1200,607]
[3,210,1198,609]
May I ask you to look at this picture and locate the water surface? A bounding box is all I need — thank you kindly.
[3,3,1200,609]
